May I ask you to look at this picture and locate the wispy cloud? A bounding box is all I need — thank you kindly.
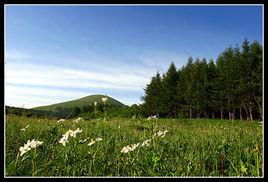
[5,62,152,90]
[5,84,142,108]
[5,84,92,108]
[5,50,156,108]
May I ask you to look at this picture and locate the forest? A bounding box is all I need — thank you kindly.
[142,39,263,121]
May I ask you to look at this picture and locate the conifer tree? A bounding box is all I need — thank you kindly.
[162,62,179,117]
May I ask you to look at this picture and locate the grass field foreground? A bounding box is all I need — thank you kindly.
[5,115,263,177]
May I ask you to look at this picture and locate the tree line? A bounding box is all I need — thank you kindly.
[141,39,262,121]
[5,104,141,120]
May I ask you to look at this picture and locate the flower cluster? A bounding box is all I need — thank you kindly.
[154,130,168,138]
[102,97,108,103]
[88,137,103,146]
[121,143,140,153]
[57,119,66,123]
[120,129,168,154]
[79,137,90,144]
[147,115,158,120]
[88,140,96,146]
[94,101,98,106]
[59,128,82,146]
[21,125,29,131]
[19,139,43,156]
[95,137,103,142]
[73,117,83,123]
[140,139,151,147]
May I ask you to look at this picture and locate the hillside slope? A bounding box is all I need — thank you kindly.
[32,94,126,117]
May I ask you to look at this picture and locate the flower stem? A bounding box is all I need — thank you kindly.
[14,152,19,175]
[32,148,37,176]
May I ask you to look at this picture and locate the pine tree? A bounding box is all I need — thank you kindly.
[162,62,179,117]
[182,57,194,118]
[199,58,209,118]
[141,72,164,116]
[250,41,263,120]
[216,47,237,120]
[206,59,217,118]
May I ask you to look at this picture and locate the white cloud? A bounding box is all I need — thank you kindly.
[4,49,167,108]
[5,61,152,91]
[5,84,91,108]
[5,84,143,108]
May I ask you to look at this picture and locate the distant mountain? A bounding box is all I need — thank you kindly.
[31,94,126,117]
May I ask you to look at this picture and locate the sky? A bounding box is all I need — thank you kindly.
[5,5,263,108]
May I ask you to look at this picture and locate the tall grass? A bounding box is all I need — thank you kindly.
[5,115,262,177]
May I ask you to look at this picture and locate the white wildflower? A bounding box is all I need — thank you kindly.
[69,128,82,138]
[162,130,168,136]
[57,119,65,123]
[132,115,136,119]
[94,102,98,106]
[156,130,168,137]
[88,140,96,146]
[121,143,140,153]
[30,140,43,148]
[129,143,139,151]
[79,137,89,143]
[19,139,43,156]
[147,115,158,120]
[102,97,108,103]
[65,129,73,136]
[73,117,83,123]
[59,134,69,146]
[19,146,30,156]
[59,128,82,146]
[156,130,163,137]
[121,146,132,153]
[141,139,151,147]
[95,137,103,142]
[21,125,30,131]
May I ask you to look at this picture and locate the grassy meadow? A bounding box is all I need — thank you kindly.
[5,114,263,177]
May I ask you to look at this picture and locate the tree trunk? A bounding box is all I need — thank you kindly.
[252,93,262,121]
[228,92,231,121]
[220,108,223,120]
[204,110,208,118]
[242,102,249,121]
[249,105,253,122]
[239,107,243,121]
[189,109,192,119]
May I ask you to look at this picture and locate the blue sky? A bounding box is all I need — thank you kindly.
[5,5,262,108]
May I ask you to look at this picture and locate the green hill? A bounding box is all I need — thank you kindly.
[32,94,126,117]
